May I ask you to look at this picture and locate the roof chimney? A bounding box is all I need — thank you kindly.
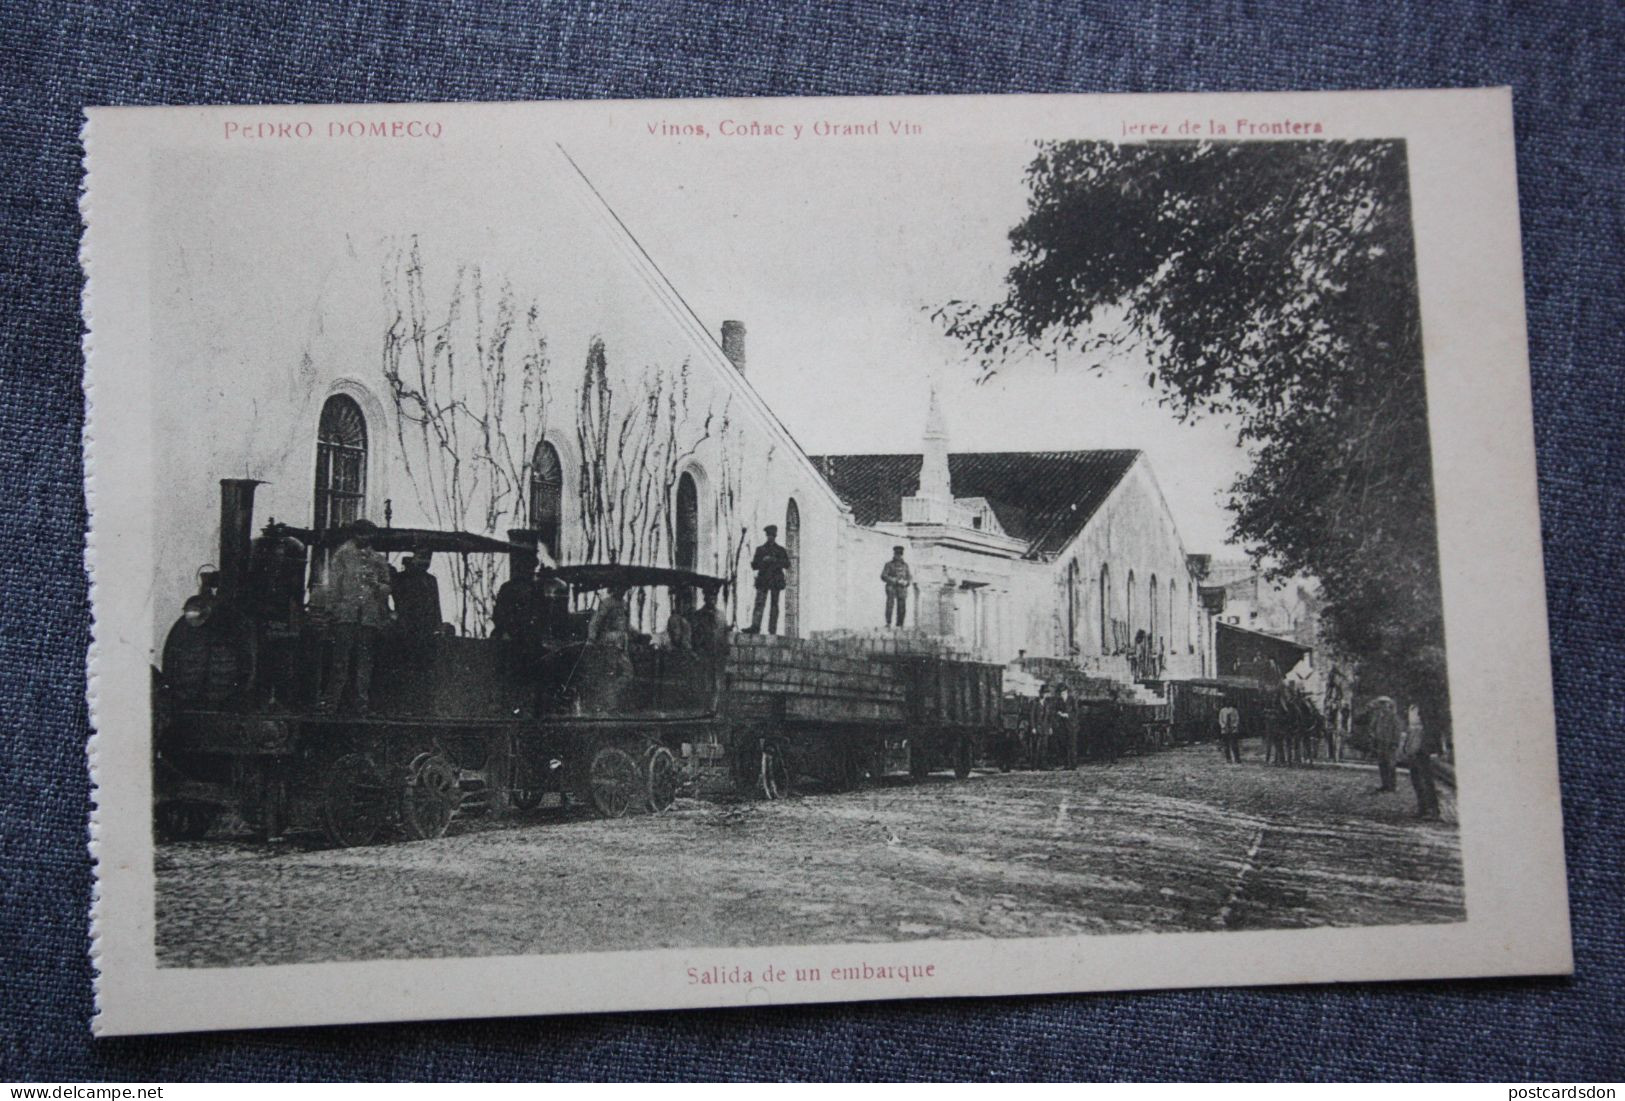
[720,320,746,375]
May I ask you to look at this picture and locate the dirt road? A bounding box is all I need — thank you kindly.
[155,743,1464,968]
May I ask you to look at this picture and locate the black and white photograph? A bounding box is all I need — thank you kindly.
[82,90,1569,1034]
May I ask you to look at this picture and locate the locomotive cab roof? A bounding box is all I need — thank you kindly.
[265,521,728,590]
[269,521,531,558]
[544,563,729,592]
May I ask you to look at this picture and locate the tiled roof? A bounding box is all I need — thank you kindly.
[810,450,1141,560]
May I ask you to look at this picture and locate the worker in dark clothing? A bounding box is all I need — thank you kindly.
[688,586,725,655]
[1406,704,1443,820]
[540,574,571,640]
[882,546,912,627]
[492,551,541,675]
[391,552,442,663]
[746,524,790,635]
[492,552,538,640]
[1055,685,1078,769]
[1218,703,1243,763]
[1028,684,1053,769]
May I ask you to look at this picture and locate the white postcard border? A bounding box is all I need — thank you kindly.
[83,87,1571,1036]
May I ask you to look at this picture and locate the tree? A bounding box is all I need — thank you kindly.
[938,140,1450,734]
[573,338,737,630]
[381,237,551,636]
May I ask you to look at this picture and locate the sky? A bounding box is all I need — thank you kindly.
[569,136,1251,555]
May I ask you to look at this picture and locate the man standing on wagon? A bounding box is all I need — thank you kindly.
[882,545,912,627]
[746,524,790,635]
[317,520,391,715]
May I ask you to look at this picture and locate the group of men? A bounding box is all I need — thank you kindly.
[299,522,438,714]
[311,519,443,715]
[316,525,738,717]
[742,524,915,635]
[1364,696,1443,821]
[1015,683,1112,770]
[1214,691,1443,821]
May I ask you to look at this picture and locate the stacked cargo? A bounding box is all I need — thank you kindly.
[808,627,976,661]
[724,633,908,725]
[1016,654,1137,703]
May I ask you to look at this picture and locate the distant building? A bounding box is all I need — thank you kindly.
[815,388,1208,682]
[1199,558,1323,692]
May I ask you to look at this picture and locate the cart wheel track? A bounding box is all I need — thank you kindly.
[1213,825,1267,929]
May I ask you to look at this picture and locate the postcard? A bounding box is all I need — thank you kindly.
[82,88,1570,1035]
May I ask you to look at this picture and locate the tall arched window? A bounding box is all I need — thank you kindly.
[1100,563,1112,651]
[1066,559,1080,653]
[1126,570,1136,638]
[1149,574,1159,648]
[1171,580,1179,653]
[672,471,699,613]
[314,394,368,535]
[529,441,564,559]
[783,498,801,638]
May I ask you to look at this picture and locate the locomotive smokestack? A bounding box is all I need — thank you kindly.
[720,320,746,375]
[218,479,262,601]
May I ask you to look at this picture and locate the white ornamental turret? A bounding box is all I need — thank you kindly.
[917,384,952,500]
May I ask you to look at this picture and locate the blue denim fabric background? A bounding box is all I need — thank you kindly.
[1,0,1620,1082]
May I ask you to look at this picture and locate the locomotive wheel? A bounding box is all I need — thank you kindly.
[400,753,461,841]
[319,753,391,848]
[953,735,974,781]
[759,741,792,801]
[155,800,218,843]
[587,745,640,819]
[645,745,680,813]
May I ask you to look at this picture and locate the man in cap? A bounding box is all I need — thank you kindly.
[747,524,790,635]
[391,549,442,665]
[493,548,544,675]
[881,545,912,627]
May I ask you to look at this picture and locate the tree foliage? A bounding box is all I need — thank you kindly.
[939,140,1449,728]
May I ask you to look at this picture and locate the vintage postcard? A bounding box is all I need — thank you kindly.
[83,88,1570,1035]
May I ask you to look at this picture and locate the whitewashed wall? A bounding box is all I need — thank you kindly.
[147,147,849,655]
[1048,458,1204,679]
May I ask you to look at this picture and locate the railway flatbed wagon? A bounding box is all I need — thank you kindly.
[718,633,1003,797]
[153,479,732,847]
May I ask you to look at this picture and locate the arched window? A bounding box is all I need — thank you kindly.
[1100,563,1112,651]
[783,498,801,638]
[1066,559,1080,653]
[529,441,564,559]
[1171,580,1179,653]
[314,394,368,535]
[672,471,699,613]
[1149,574,1159,648]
